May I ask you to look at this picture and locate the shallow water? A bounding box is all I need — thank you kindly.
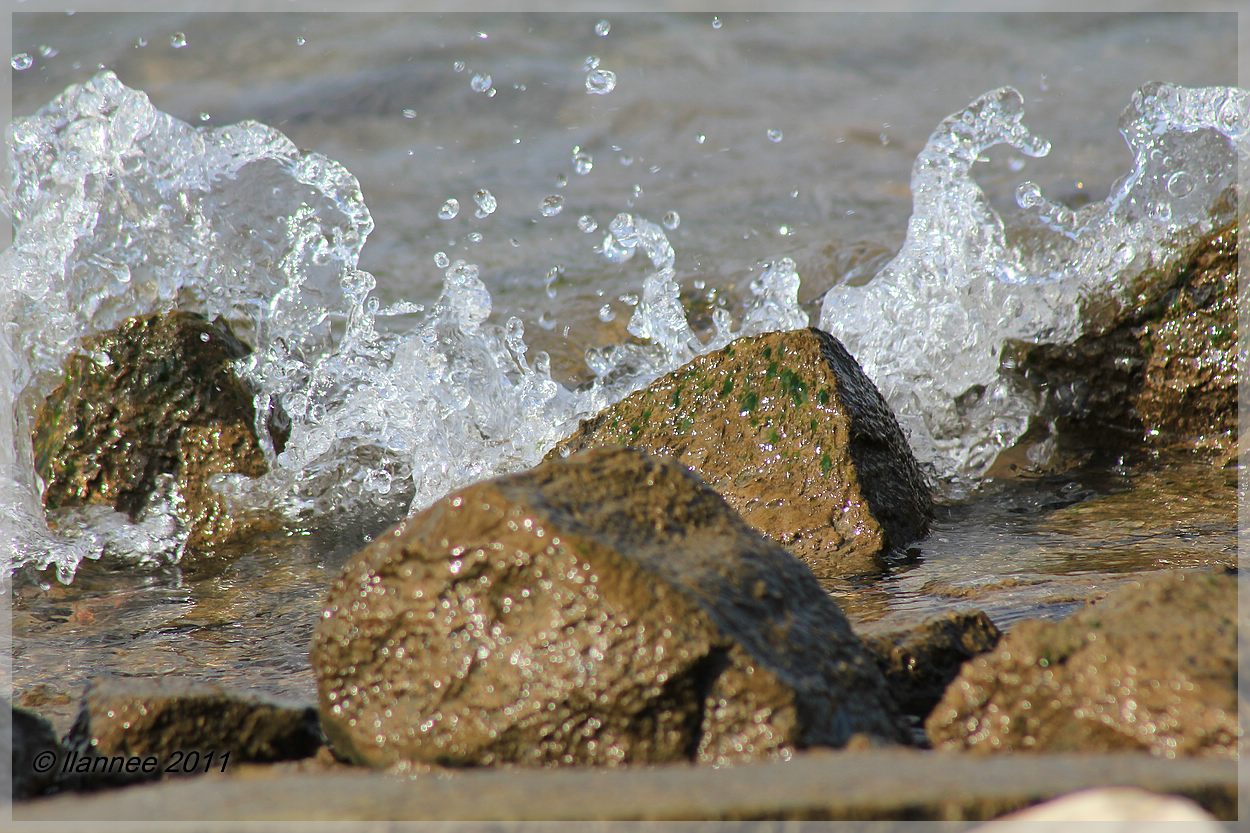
[4,12,1242,723]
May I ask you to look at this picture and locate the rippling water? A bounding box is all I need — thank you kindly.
[4,12,1241,720]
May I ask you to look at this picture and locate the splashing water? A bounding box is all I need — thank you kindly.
[0,72,809,584]
[818,83,1247,483]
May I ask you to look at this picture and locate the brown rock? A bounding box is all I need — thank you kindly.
[64,676,322,786]
[861,610,1001,721]
[312,447,904,770]
[31,311,282,549]
[550,328,932,579]
[926,570,1237,757]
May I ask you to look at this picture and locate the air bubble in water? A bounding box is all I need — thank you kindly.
[295,36,307,46]
[598,304,615,322]
[662,211,680,230]
[438,198,460,220]
[555,173,569,189]
[712,17,723,29]
[586,68,616,95]
[402,108,417,119]
[595,20,611,37]
[540,195,564,217]
[1015,181,1043,209]
[767,128,783,143]
[583,55,600,71]
[695,133,706,145]
[577,215,598,233]
[453,60,466,72]
[1165,171,1195,198]
[471,73,493,93]
[572,149,594,175]
[170,32,188,49]
[473,188,498,217]
[467,231,484,243]
[434,251,450,268]
[11,53,33,71]
[1147,202,1172,222]
[1008,157,1026,172]
[363,469,392,495]
[38,44,58,58]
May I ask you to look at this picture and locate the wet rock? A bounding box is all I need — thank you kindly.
[312,447,904,769]
[926,570,1237,757]
[9,701,64,800]
[550,328,932,579]
[860,610,1001,722]
[32,311,282,550]
[1004,222,1240,469]
[64,676,322,786]
[985,787,1223,827]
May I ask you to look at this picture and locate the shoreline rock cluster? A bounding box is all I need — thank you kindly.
[13,226,1240,819]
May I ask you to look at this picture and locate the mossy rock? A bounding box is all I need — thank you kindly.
[550,328,932,579]
[32,311,280,550]
[312,447,905,770]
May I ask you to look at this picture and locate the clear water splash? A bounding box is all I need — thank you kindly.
[819,83,1247,483]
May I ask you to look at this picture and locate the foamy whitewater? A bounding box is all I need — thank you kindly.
[2,72,1245,583]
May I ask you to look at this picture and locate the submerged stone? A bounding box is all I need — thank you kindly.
[312,447,904,769]
[1004,222,1240,469]
[64,676,322,787]
[860,610,1001,722]
[550,328,932,579]
[926,570,1238,757]
[31,311,281,549]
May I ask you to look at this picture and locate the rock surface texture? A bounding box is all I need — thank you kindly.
[551,328,932,579]
[9,701,65,799]
[926,570,1238,757]
[32,311,278,549]
[64,676,322,786]
[312,447,903,769]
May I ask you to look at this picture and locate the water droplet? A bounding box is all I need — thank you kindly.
[583,55,600,71]
[38,44,58,58]
[134,37,147,48]
[170,32,188,49]
[11,53,32,71]
[364,469,393,495]
[572,149,594,175]
[878,131,890,146]
[402,108,417,119]
[467,232,484,243]
[767,128,783,143]
[695,133,707,145]
[1039,73,1050,92]
[662,211,680,230]
[295,35,307,46]
[198,112,211,122]
[540,195,564,217]
[1147,202,1172,222]
[453,60,466,73]
[712,17,723,29]
[199,332,210,343]
[598,304,616,322]
[595,20,611,37]
[434,251,450,268]
[578,215,598,233]
[619,153,634,167]
[631,184,644,200]
[438,198,460,220]
[778,225,793,236]
[555,173,568,189]
[1015,181,1043,210]
[473,188,498,217]
[471,73,493,93]
[585,68,616,95]
[1166,171,1195,199]
[1008,157,1026,172]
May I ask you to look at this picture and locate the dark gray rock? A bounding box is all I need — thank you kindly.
[9,701,64,800]
[312,447,904,769]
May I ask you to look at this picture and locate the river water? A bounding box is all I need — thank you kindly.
[4,12,1241,729]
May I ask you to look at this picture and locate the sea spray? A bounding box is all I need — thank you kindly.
[819,83,1247,483]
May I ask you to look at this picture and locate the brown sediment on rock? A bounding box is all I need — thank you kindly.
[63,676,323,788]
[311,447,904,770]
[31,311,283,549]
[550,328,932,579]
[926,569,1238,757]
[859,610,1001,722]
[1002,221,1240,469]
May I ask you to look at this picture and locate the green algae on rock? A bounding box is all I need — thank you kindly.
[926,570,1238,757]
[312,447,904,770]
[550,328,932,580]
[1003,222,1240,470]
[64,676,323,788]
[31,311,280,550]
